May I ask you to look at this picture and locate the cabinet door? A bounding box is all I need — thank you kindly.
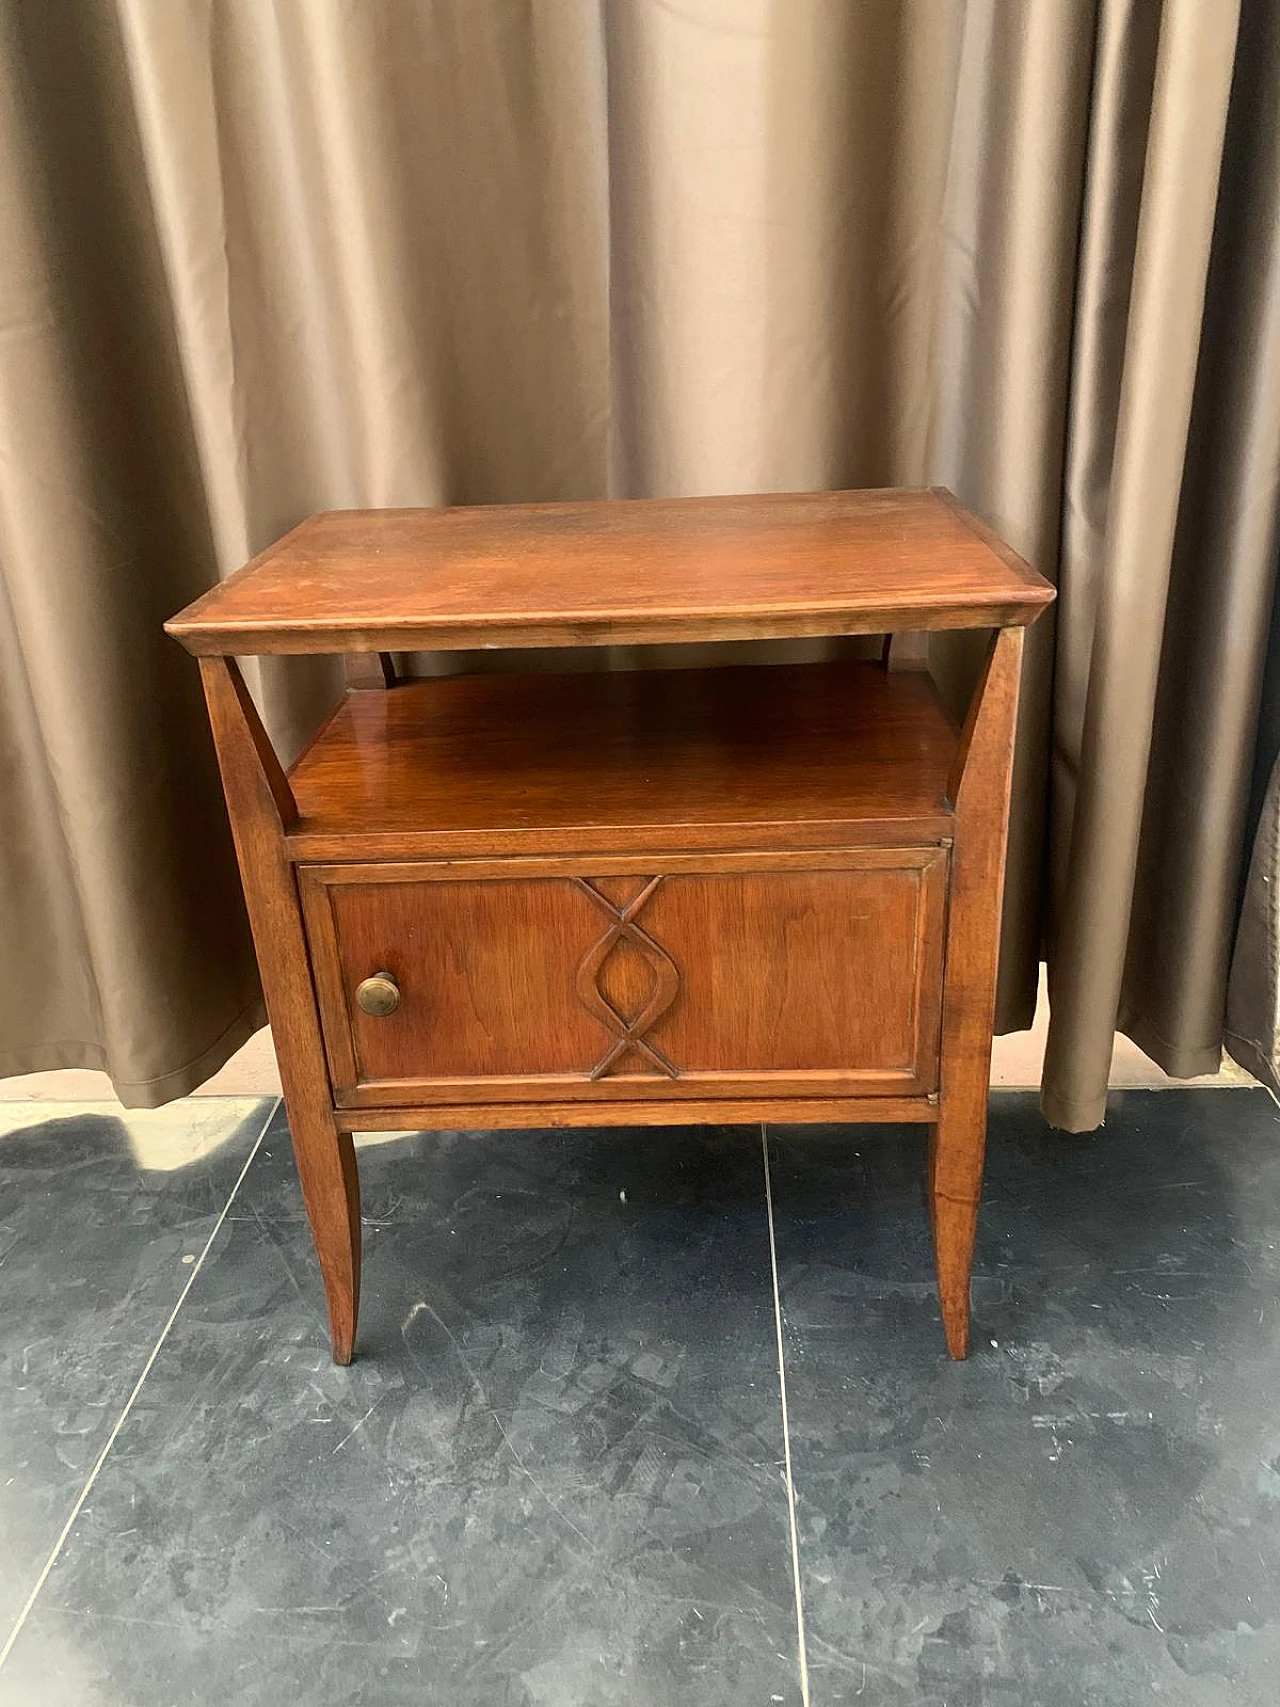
[299,848,947,1107]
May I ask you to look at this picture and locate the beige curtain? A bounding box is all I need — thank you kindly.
[2,1,1278,1129]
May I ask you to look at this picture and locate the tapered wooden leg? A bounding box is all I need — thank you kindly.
[927,1108,986,1360]
[288,1107,362,1365]
[198,656,364,1364]
[930,625,1025,1359]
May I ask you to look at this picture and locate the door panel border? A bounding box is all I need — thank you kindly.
[299,847,948,1108]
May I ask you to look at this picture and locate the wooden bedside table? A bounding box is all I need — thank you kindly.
[167,488,1053,1364]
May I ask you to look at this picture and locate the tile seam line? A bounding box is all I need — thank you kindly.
[761,1123,812,1707]
[0,1095,281,1670]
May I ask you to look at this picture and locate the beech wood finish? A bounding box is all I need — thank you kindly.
[168,489,1053,1364]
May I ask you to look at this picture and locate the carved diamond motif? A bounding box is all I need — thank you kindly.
[574,877,680,1079]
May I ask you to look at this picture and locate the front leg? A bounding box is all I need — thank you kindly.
[927,1098,987,1360]
[930,625,1024,1358]
[287,1105,361,1365]
[199,655,364,1364]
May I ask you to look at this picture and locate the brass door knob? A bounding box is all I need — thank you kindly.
[355,972,400,1017]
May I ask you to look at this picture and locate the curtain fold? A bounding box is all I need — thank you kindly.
[0,0,265,1100]
[1,0,1278,1126]
[1041,0,1244,1127]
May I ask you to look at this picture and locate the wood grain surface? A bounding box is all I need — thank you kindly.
[166,487,1053,655]
[173,489,1053,1364]
[286,660,960,860]
[335,1096,938,1132]
[929,626,1025,1359]
[198,657,361,1365]
[298,849,946,1108]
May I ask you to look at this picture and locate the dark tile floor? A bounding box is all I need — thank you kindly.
[0,1090,1277,1704]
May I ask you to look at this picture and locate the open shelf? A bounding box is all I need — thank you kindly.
[286,659,960,861]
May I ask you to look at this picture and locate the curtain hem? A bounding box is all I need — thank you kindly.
[1039,1013,1226,1132]
[1223,1030,1280,1103]
[1039,1084,1108,1134]
[993,991,1039,1037]
[0,997,268,1110]
[1115,1012,1224,1083]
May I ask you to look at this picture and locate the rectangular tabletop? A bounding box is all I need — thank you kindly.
[166,487,1053,655]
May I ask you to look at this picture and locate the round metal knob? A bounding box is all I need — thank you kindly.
[355,972,400,1017]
